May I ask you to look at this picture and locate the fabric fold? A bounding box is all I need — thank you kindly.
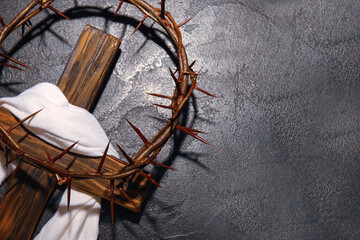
[0,82,117,156]
[0,82,119,240]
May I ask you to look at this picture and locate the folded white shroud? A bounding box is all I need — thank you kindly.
[0,82,118,240]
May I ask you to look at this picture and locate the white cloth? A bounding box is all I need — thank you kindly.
[0,82,119,240]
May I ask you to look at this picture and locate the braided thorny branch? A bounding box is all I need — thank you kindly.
[0,0,216,221]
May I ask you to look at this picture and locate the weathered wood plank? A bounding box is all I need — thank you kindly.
[57,25,121,111]
[0,107,150,211]
[0,25,150,240]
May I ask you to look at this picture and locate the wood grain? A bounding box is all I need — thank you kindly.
[0,107,150,210]
[57,25,121,111]
[0,25,150,240]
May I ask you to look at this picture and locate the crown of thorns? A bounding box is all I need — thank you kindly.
[0,0,216,223]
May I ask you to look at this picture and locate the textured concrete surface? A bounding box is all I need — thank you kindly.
[1,0,360,239]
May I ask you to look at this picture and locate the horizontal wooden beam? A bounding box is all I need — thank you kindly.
[0,25,150,240]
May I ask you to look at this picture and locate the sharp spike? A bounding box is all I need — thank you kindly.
[189,60,197,69]
[8,109,43,132]
[175,60,197,74]
[119,187,141,212]
[114,0,124,16]
[67,176,72,210]
[139,171,162,188]
[152,103,176,110]
[169,68,182,95]
[0,53,33,70]
[116,143,134,164]
[176,125,213,146]
[183,71,200,76]
[5,161,22,191]
[51,141,78,164]
[96,140,111,174]
[45,149,52,162]
[151,161,177,171]
[5,154,23,167]
[146,93,172,100]
[145,153,158,164]
[110,179,114,224]
[160,0,166,19]
[44,3,71,21]
[169,67,181,83]
[179,126,208,134]
[125,119,150,147]
[111,156,130,166]
[195,86,218,98]
[131,15,148,35]
[0,62,25,71]
[174,60,196,73]
[178,16,193,28]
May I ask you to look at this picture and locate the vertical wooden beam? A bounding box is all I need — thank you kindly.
[57,25,121,111]
[0,25,121,240]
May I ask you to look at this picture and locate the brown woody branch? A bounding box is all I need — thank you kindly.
[0,0,214,202]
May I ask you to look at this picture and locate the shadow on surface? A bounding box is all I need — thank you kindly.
[0,5,207,239]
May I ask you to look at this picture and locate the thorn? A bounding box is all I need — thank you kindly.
[116,143,134,164]
[174,60,196,74]
[139,171,162,188]
[169,68,182,95]
[189,60,196,69]
[144,152,158,164]
[119,187,141,212]
[146,93,172,100]
[43,3,71,21]
[195,86,218,98]
[67,176,72,210]
[50,141,78,164]
[112,156,130,167]
[5,154,23,167]
[0,53,32,70]
[0,62,25,71]
[152,103,176,110]
[96,140,111,174]
[151,161,177,171]
[5,161,21,190]
[144,151,176,170]
[45,149,52,162]
[110,179,114,224]
[131,15,148,35]
[7,109,43,132]
[114,0,124,16]
[169,67,181,83]
[160,0,166,19]
[176,125,213,146]
[125,119,150,147]
[0,16,5,27]
[183,71,200,76]
[179,126,208,134]
[178,16,193,28]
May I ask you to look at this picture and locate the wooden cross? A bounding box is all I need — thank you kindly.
[0,25,151,240]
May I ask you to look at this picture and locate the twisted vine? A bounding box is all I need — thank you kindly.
[0,0,215,220]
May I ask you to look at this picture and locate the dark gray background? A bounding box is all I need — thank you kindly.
[1,0,360,239]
